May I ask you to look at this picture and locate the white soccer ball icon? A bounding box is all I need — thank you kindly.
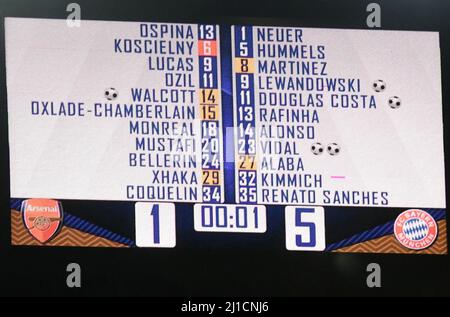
[105,87,118,100]
[389,96,401,109]
[372,79,386,92]
[311,142,324,155]
[327,143,341,156]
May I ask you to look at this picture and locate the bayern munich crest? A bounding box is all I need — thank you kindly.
[394,209,438,250]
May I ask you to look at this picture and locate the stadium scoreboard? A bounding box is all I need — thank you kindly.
[5,18,446,253]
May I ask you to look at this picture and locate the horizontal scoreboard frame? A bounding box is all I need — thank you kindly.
[3,17,447,257]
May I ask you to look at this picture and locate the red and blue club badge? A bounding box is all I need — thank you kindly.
[394,209,438,250]
[21,198,63,244]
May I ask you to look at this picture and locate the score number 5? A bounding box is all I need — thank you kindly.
[285,206,326,251]
[135,202,176,248]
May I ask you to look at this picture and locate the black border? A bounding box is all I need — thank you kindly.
[1,0,450,297]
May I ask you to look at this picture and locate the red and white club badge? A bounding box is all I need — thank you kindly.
[21,199,63,244]
[394,209,438,250]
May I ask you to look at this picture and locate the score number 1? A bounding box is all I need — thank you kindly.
[135,202,176,248]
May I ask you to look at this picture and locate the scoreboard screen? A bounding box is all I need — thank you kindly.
[5,17,446,254]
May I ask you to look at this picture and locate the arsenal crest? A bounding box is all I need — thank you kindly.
[21,199,63,244]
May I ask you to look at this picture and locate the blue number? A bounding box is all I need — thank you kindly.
[201,206,214,227]
[253,207,258,228]
[235,207,248,228]
[150,204,160,244]
[216,206,227,228]
[295,208,316,247]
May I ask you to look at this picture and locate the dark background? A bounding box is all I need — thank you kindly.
[0,0,449,297]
